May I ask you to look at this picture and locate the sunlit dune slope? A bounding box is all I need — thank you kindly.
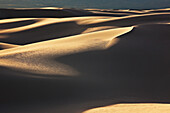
[0,27,133,75]
[83,103,170,113]
[0,7,169,113]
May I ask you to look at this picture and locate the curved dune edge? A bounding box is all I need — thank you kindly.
[83,103,170,113]
[0,42,19,50]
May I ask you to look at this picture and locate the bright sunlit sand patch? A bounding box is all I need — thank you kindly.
[83,103,170,113]
[40,7,63,9]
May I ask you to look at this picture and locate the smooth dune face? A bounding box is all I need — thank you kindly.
[0,8,170,113]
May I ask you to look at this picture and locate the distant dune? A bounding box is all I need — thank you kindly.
[0,8,169,113]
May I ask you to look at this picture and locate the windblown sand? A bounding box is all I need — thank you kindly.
[0,7,170,113]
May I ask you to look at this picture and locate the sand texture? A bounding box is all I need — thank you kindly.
[0,7,170,113]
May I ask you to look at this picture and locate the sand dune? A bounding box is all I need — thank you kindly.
[0,8,169,113]
[83,103,170,113]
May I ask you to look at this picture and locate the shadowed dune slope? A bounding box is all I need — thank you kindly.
[0,8,170,113]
